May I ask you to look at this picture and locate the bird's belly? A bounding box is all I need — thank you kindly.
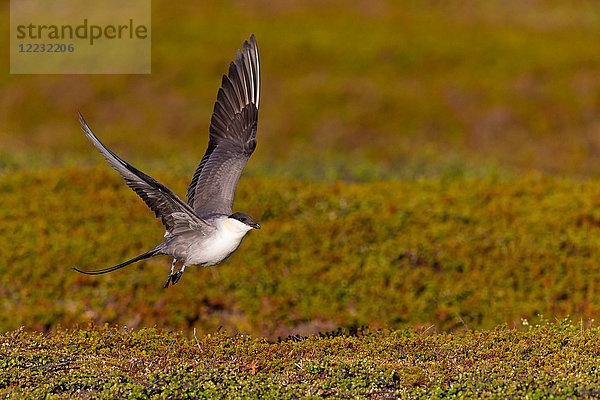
[184,233,243,267]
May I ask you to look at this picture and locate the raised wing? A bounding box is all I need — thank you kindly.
[187,34,260,217]
[79,113,210,236]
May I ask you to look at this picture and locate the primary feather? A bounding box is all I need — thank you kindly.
[187,34,260,216]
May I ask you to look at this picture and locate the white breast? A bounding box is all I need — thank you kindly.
[184,217,253,266]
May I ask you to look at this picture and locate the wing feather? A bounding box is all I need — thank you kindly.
[79,113,210,236]
[187,34,260,216]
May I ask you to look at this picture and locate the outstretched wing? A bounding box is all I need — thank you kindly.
[187,34,260,217]
[79,113,211,237]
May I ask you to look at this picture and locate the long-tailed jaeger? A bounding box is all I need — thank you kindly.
[75,34,261,288]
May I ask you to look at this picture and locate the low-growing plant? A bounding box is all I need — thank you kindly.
[2,168,600,338]
[1,320,599,398]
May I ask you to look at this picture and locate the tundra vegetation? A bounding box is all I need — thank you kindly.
[2,0,600,397]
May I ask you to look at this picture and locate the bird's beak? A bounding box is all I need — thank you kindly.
[250,222,261,230]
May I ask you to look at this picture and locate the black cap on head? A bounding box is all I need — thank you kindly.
[230,212,260,229]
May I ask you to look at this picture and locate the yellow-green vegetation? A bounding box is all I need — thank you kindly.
[3,0,600,396]
[3,168,600,337]
[2,320,599,398]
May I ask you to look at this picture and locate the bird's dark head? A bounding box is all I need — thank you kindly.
[229,212,260,230]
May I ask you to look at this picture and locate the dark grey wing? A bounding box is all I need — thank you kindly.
[79,113,211,236]
[187,34,260,216]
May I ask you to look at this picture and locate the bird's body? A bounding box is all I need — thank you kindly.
[75,35,261,287]
[161,214,253,267]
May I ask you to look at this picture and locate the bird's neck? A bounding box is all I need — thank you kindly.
[222,217,252,236]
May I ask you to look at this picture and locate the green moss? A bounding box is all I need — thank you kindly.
[2,168,600,337]
[4,1,600,397]
[1,321,599,398]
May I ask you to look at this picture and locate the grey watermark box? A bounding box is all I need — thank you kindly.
[10,0,151,74]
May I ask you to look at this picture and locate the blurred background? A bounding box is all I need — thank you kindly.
[2,1,600,338]
[3,0,600,179]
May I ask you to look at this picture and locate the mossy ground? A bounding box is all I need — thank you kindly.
[3,0,600,397]
[2,320,599,398]
[5,167,600,396]
[3,168,600,337]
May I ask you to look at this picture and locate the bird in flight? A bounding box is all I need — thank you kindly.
[75,34,261,288]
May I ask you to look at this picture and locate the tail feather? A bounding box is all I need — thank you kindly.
[74,248,161,275]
